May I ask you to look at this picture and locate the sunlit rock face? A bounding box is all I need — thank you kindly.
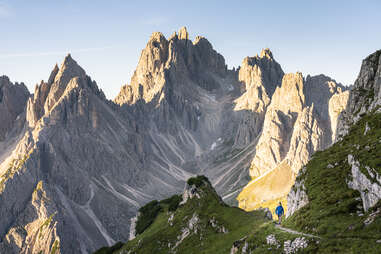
[239,72,349,212]
[0,27,349,253]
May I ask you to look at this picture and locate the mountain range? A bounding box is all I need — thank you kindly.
[0,27,370,254]
[95,50,381,254]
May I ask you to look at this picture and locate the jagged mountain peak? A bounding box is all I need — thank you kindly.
[149,31,167,44]
[0,75,10,85]
[178,26,189,40]
[26,55,104,127]
[54,54,86,84]
[115,27,227,105]
[238,49,284,101]
[260,48,273,59]
[48,63,59,84]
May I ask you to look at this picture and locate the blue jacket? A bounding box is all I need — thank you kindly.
[275,205,284,216]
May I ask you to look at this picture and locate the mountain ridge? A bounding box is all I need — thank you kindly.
[0,27,352,253]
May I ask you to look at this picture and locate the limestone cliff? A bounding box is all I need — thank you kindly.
[288,49,381,220]
[0,76,29,140]
[336,50,381,140]
[0,27,352,253]
[238,72,349,212]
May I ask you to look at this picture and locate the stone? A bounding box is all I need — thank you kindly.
[347,154,381,212]
[178,26,189,40]
[283,237,308,254]
[287,167,309,218]
[336,50,381,141]
[0,76,29,140]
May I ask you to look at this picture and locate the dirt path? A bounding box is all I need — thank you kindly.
[275,224,321,239]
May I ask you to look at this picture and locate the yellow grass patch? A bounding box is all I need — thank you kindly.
[237,160,295,218]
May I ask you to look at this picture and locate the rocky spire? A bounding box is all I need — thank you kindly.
[26,54,101,127]
[235,49,284,114]
[260,48,273,59]
[114,27,227,105]
[48,64,59,84]
[178,26,189,40]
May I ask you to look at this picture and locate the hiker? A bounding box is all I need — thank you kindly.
[275,202,284,224]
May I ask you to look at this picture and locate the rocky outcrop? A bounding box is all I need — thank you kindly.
[233,49,284,147]
[347,154,381,212]
[173,213,200,249]
[283,237,308,254]
[26,55,105,128]
[287,49,381,220]
[114,26,227,106]
[251,73,348,179]
[249,73,304,178]
[336,50,381,140]
[0,76,29,140]
[180,183,201,205]
[0,181,60,254]
[235,48,283,113]
[230,236,248,254]
[286,167,309,218]
[239,72,348,211]
[329,90,350,141]
[249,73,334,178]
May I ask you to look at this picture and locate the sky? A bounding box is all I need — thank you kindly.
[1,0,380,99]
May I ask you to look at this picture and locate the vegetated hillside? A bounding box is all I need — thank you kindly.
[285,109,381,253]
[284,48,381,253]
[95,176,320,254]
[95,49,381,254]
[94,112,381,254]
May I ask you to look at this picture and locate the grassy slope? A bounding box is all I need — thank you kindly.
[238,160,294,216]
[120,182,268,254]
[95,111,381,254]
[284,110,381,253]
[96,177,312,254]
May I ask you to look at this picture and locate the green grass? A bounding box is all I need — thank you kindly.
[94,112,381,253]
[93,176,305,254]
[160,194,182,212]
[94,242,123,254]
[284,111,381,253]
[119,183,270,253]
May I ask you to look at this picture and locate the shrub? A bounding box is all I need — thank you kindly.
[93,242,123,254]
[160,194,182,212]
[187,175,210,188]
[135,200,162,235]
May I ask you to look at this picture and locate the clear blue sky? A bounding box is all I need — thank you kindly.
[1,0,380,99]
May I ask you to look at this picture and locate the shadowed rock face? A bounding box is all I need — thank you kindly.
[336,50,381,140]
[0,76,29,141]
[0,27,349,254]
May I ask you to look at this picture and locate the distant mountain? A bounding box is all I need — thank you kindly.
[0,27,350,253]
